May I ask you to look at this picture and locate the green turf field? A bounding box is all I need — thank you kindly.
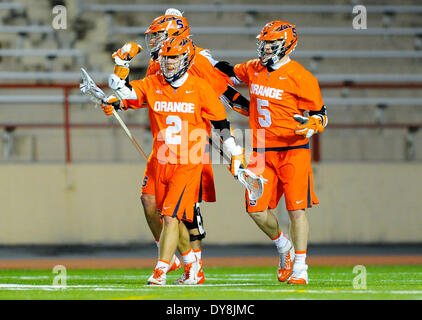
[0,265,421,300]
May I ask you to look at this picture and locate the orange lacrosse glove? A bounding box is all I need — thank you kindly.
[101,95,120,116]
[112,42,143,67]
[294,114,326,139]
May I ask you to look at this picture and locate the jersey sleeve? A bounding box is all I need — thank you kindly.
[198,79,227,121]
[123,79,148,109]
[297,71,324,111]
[233,61,250,85]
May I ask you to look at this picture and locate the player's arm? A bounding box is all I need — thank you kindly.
[101,77,147,116]
[210,119,245,178]
[294,105,328,139]
[100,42,144,116]
[293,71,328,138]
[112,42,143,80]
[221,85,250,117]
[199,79,245,177]
[212,60,250,116]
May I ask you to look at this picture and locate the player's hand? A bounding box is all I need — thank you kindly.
[231,104,249,117]
[294,114,325,139]
[101,95,121,116]
[112,42,143,67]
[228,145,246,178]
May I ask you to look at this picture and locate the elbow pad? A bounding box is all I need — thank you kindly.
[108,74,132,100]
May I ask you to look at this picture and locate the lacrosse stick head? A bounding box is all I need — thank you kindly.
[80,68,107,106]
[237,168,266,201]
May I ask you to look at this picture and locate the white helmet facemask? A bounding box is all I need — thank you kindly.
[257,39,285,67]
[160,52,189,83]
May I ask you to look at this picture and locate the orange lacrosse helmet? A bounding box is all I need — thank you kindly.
[145,15,190,59]
[159,34,195,83]
[256,21,298,67]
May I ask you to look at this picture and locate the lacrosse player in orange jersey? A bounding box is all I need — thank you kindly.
[215,21,328,285]
[103,34,245,285]
[108,8,250,284]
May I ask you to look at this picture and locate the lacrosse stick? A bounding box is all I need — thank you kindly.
[80,68,148,161]
[208,136,266,201]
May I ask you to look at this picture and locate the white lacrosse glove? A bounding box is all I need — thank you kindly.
[223,137,246,178]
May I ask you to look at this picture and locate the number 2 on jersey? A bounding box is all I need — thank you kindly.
[257,98,272,127]
[166,115,182,145]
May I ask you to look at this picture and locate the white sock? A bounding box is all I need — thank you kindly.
[193,249,202,261]
[155,259,170,273]
[272,231,289,253]
[155,239,160,248]
[181,248,196,264]
[294,251,307,265]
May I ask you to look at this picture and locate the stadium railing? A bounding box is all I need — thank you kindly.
[0,2,24,11]
[1,82,422,163]
[1,72,421,84]
[209,50,422,59]
[110,26,422,37]
[81,4,422,14]
[0,25,54,34]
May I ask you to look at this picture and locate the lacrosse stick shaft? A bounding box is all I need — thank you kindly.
[208,136,245,170]
[112,109,148,161]
[208,136,230,162]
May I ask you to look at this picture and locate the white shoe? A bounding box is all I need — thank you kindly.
[147,268,167,285]
[174,260,205,284]
[179,260,202,285]
[167,255,182,274]
[277,239,295,282]
[287,264,308,285]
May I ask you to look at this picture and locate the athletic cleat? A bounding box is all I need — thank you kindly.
[167,255,181,274]
[197,268,205,284]
[287,264,309,285]
[277,240,295,282]
[147,268,166,285]
[176,260,202,285]
[174,260,205,284]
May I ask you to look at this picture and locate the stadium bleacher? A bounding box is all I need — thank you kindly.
[1,0,422,162]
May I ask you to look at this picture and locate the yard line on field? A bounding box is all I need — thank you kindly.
[218,288,422,295]
[0,276,52,279]
[0,282,263,291]
[0,284,124,290]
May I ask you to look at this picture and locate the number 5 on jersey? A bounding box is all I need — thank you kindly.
[257,98,272,127]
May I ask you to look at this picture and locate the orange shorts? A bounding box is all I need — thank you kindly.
[245,145,319,213]
[141,152,216,203]
[155,162,203,222]
[200,151,216,203]
[141,153,157,196]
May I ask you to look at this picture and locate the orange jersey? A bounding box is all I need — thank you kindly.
[124,73,227,164]
[234,58,324,149]
[146,46,233,97]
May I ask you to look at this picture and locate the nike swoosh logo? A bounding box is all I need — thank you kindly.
[279,76,288,80]
[185,90,194,93]
[296,200,304,204]
[163,206,171,210]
